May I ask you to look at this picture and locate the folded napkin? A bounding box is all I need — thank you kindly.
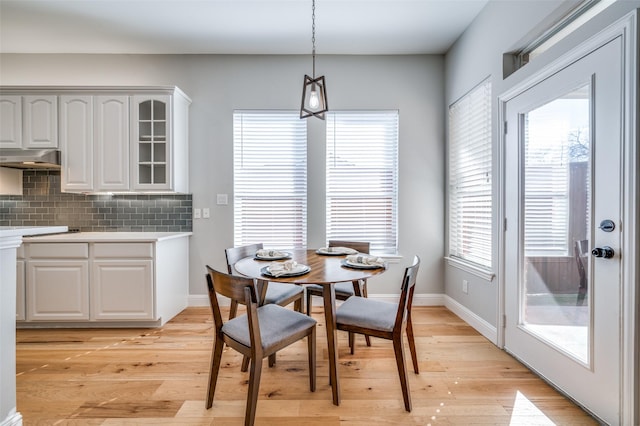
[268,259,308,277]
[320,246,358,254]
[256,249,287,258]
[346,254,385,267]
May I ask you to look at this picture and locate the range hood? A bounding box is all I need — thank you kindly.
[0,149,61,170]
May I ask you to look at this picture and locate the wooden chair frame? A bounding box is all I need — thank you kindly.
[336,256,420,412]
[205,266,316,426]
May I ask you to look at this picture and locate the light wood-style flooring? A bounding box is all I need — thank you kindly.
[16,306,597,425]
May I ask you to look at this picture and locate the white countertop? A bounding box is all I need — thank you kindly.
[20,231,192,243]
[0,226,68,238]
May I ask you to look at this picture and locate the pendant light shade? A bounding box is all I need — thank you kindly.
[300,0,328,120]
[301,74,328,119]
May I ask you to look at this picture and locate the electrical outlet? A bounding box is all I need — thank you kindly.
[194,208,201,219]
[462,279,469,294]
[203,208,210,218]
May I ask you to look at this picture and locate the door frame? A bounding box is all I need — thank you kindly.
[496,10,638,424]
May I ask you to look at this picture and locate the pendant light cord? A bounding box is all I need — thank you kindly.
[311,0,316,79]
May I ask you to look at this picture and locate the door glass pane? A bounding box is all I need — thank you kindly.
[521,84,590,364]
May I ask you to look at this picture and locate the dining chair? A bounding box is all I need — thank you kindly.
[225,243,305,370]
[305,240,372,346]
[205,266,316,426]
[335,255,420,412]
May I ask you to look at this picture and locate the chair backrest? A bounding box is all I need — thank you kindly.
[574,239,589,285]
[225,243,264,274]
[394,256,420,330]
[206,265,261,344]
[328,240,370,254]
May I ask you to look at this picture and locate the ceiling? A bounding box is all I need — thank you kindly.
[0,0,489,55]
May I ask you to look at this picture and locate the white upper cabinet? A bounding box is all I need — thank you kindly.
[60,95,94,192]
[131,89,190,193]
[12,85,193,194]
[0,96,22,148]
[95,95,130,191]
[23,95,58,149]
[0,94,58,149]
[131,95,170,191]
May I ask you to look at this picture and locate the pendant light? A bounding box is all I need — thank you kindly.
[300,0,328,119]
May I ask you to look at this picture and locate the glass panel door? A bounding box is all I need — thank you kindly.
[136,98,168,186]
[521,84,590,363]
[504,37,622,424]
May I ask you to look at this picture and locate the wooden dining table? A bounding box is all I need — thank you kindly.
[233,248,386,406]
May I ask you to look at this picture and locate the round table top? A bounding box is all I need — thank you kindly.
[233,248,386,285]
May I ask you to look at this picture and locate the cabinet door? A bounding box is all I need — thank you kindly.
[131,95,172,191]
[92,259,154,320]
[60,95,94,192]
[0,95,22,148]
[16,259,25,321]
[23,95,58,148]
[26,260,90,321]
[95,96,130,191]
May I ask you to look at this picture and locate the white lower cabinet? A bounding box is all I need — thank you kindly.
[92,243,153,320]
[26,259,90,321]
[25,243,90,321]
[18,235,188,327]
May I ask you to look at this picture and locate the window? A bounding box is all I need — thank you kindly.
[233,111,307,248]
[448,78,492,269]
[326,111,398,254]
[523,84,590,257]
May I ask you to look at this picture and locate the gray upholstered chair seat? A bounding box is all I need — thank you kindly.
[223,304,317,349]
[264,283,304,306]
[336,296,397,332]
[306,282,355,298]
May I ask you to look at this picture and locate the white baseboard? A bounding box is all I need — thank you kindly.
[1,410,22,426]
[188,294,211,307]
[443,295,498,345]
[188,293,497,346]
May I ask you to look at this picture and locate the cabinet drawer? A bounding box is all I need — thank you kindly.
[28,243,88,258]
[93,243,153,258]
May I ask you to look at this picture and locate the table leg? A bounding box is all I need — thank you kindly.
[322,284,340,405]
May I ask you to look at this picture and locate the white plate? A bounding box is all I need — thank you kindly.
[341,259,385,270]
[261,265,311,277]
[255,251,291,260]
[316,248,357,256]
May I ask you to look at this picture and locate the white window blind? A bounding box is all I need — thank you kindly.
[523,135,570,256]
[448,78,492,269]
[326,111,398,254]
[233,111,307,248]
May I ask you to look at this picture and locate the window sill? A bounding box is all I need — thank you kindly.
[445,256,495,282]
[372,252,403,263]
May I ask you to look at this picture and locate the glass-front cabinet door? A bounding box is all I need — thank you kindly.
[132,95,171,190]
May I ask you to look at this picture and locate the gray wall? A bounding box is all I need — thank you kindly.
[444,0,640,327]
[0,54,444,297]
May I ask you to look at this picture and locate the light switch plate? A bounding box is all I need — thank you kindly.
[216,194,228,205]
[203,208,210,218]
[194,208,201,219]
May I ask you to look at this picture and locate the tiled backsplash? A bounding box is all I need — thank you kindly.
[0,170,192,232]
